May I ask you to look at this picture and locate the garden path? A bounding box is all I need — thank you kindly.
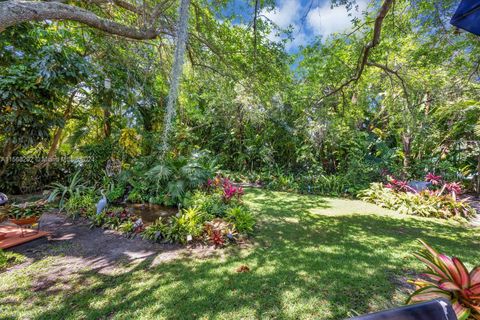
[7,212,221,284]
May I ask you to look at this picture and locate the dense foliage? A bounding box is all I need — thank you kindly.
[359,174,476,220]
[0,0,478,199]
[0,200,47,220]
[62,175,255,245]
[1,2,479,318]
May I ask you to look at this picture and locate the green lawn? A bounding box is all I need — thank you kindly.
[1,189,479,320]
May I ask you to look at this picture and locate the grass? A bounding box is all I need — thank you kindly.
[0,249,25,272]
[0,188,479,320]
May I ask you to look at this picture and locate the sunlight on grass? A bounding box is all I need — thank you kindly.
[1,189,479,320]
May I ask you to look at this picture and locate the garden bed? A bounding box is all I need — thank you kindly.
[61,176,255,247]
[359,173,477,221]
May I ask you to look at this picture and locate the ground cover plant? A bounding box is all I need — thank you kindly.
[0,249,24,272]
[359,174,477,220]
[0,189,479,320]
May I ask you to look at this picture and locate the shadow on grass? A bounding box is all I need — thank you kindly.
[3,189,479,320]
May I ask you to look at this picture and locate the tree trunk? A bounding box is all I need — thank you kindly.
[0,0,162,39]
[477,154,480,197]
[103,108,111,138]
[36,91,77,169]
[0,141,18,177]
[46,128,63,160]
[402,133,412,177]
[103,88,113,138]
[424,92,431,116]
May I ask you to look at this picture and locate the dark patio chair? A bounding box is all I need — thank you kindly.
[349,299,457,320]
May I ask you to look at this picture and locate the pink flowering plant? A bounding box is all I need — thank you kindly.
[206,175,244,203]
[407,240,480,320]
[425,173,442,185]
[359,173,476,220]
[222,178,244,202]
[385,178,416,193]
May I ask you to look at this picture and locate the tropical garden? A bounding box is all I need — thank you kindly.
[0,0,479,319]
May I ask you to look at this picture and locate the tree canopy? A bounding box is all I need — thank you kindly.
[0,0,479,194]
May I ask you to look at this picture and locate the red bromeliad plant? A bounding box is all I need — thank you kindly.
[222,182,244,201]
[425,173,443,185]
[407,240,480,320]
[210,229,224,246]
[385,178,415,193]
[444,182,463,201]
[206,175,244,202]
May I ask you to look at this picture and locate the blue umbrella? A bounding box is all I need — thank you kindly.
[451,0,480,36]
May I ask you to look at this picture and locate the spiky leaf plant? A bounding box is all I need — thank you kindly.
[407,240,480,320]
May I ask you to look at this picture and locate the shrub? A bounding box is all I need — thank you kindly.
[170,207,206,243]
[141,207,207,244]
[47,171,86,211]
[127,188,144,203]
[103,208,137,229]
[78,141,114,181]
[229,170,360,196]
[88,206,142,233]
[359,182,476,220]
[226,206,255,234]
[144,152,215,205]
[425,173,442,185]
[222,181,244,202]
[106,185,126,202]
[204,218,236,246]
[206,176,244,203]
[183,191,227,217]
[142,220,169,242]
[209,229,224,247]
[89,212,106,228]
[407,240,480,320]
[310,174,351,195]
[118,220,144,237]
[65,192,96,217]
[265,173,298,192]
[118,220,135,233]
[82,175,254,246]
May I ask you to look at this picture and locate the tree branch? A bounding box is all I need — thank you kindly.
[0,0,167,39]
[366,61,410,105]
[318,0,394,101]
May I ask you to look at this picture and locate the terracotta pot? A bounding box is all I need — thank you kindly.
[9,217,39,226]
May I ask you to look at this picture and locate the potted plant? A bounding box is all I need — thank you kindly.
[7,201,46,225]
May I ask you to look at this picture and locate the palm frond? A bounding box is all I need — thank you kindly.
[146,164,172,181]
[167,180,185,201]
